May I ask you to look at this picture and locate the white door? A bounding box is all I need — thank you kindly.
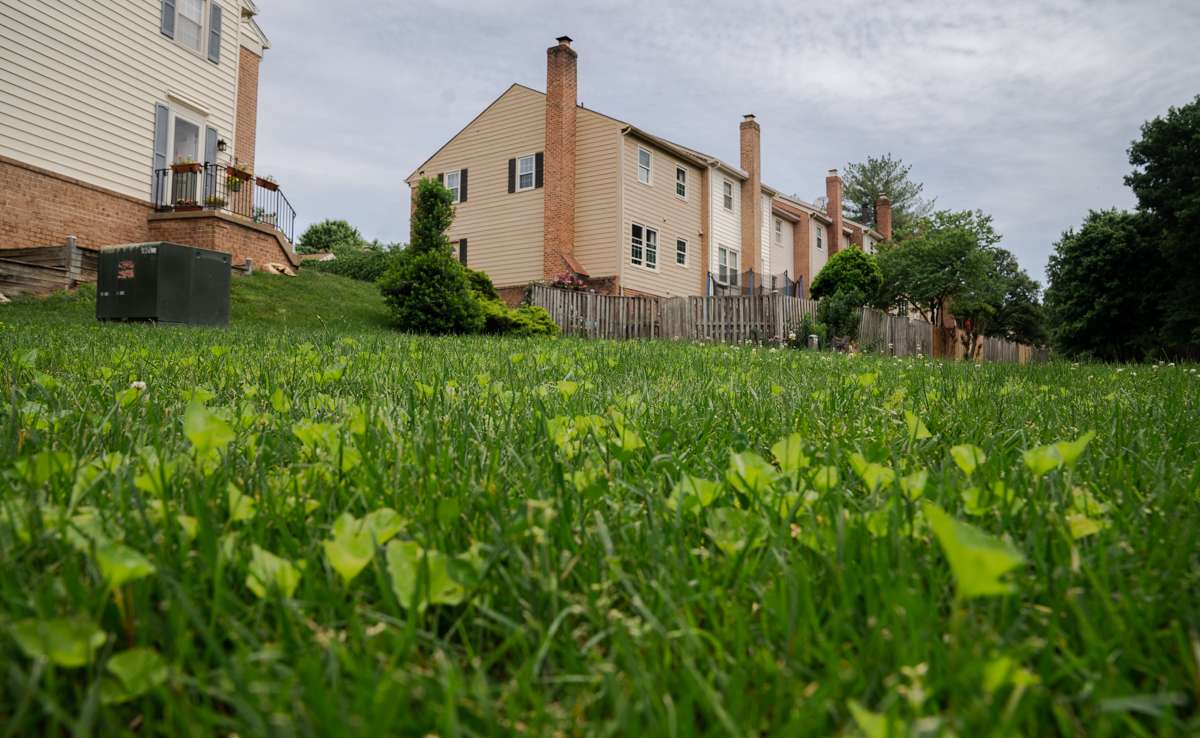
[168,112,202,204]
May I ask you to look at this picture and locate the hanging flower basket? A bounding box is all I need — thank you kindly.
[255,176,279,192]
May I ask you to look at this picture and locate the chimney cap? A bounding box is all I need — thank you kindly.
[743,113,756,120]
[827,168,839,176]
[556,35,573,45]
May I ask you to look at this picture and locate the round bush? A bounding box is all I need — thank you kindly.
[378,250,483,335]
[810,248,883,301]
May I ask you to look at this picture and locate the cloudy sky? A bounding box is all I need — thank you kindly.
[255,0,1200,283]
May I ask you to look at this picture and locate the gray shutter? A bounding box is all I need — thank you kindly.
[507,159,516,193]
[152,104,169,205]
[203,126,219,199]
[459,169,468,202]
[459,238,467,265]
[207,3,222,64]
[160,0,175,38]
[535,152,544,188]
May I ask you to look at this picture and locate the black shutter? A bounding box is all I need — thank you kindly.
[458,238,468,265]
[459,169,468,202]
[160,0,175,38]
[535,152,544,188]
[207,3,222,63]
[437,172,444,186]
[152,104,169,205]
[507,159,516,193]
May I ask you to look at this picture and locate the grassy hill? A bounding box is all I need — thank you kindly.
[1,269,390,331]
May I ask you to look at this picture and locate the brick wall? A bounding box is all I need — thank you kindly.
[148,212,297,269]
[235,47,261,171]
[792,211,812,297]
[0,156,152,249]
[825,170,844,255]
[543,37,577,279]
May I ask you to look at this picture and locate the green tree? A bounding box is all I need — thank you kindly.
[876,210,998,328]
[1044,210,1164,361]
[378,179,482,335]
[842,154,933,232]
[297,219,367,255]
[809,248,882,301]
[1125,94,1200,350]
[986,249,1047,346]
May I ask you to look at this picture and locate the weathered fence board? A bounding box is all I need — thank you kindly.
[530,285,1038,362]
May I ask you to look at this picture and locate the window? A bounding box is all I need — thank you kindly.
[675,167,687,198]
[172,115,200,164]
[718,246,740,286]
[176,0,205,52]
[517,154,536,191]
[774,217,782,246]
[722,180,734,210]
[638,147,652,184]
[631,223,657,268]
[816,226,824,250]
[445,170,460,203]
[676,239,688,266]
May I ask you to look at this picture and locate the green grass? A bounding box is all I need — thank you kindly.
[1,277,1198,736]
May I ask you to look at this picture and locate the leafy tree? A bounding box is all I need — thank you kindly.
[296,219,368,255]
[986,249,1047,346]
[378,180,482,334]
[1044,210,1164,361]
[876,210,998,328]
[809,248,882,301]
[1125,94,1200,350]
[817,287,865,347]
[842,154,933,232]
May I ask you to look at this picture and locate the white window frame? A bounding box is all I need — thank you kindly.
[630,222,658,270]
[717,245,740,286]
[637,147,652,185]
[168,107,204,165]
[172,0,208,57]
[675,167,687,199]
[815,225,824,250]
[516,153,536,192]
[444,170,460,203]
[676,238,688,266]
[722,179,734,211]
[774,217,783,246]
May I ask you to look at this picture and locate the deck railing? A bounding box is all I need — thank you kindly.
[152,164,296,243]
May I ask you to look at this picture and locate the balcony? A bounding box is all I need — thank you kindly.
[152,163,297,244]
[708,269,803,297]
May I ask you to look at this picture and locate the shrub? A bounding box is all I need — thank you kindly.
[817,287,865,346]
[309,249,395,283]
[379,249,483,335]
[480,298,558,337]
[810,248,883,301]
[466,268,501,302]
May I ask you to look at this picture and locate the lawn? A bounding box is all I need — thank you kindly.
[1,274,1198,736]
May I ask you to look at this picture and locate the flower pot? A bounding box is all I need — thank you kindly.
[228,167,252,181]
[255,177,278,191]
[174,203,202,212]
[204,199,227,209]
[171,162,202,174]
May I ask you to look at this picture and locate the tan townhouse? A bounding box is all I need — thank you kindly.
[0,0,297,271]
[406,37,891,302]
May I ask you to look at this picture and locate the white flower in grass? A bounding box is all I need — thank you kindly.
[130,381,147,392]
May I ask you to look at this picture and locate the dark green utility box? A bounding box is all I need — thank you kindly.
[96,242,231,326]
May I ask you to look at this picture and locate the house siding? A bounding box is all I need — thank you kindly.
[759,192,771,278]
[408,85,545,287]
[811,220,829,280]
[770,215,794,278]
[573,109,621,280]
[709,170,741,284]
[619,135,703,296]
[0,0,244,202]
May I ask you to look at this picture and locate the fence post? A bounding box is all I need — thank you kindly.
[64,235,82,287]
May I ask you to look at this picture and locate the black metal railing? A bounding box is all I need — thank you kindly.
[152,164,296,243]
[707,269,803,297]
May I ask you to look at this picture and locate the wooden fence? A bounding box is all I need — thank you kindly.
[0,237,97,297]
[530,284,1040,363]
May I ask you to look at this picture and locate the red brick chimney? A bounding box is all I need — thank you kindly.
[543,36,577,279]
[825,169,844,254]
[739,114,762,276]
[876,195,893,240]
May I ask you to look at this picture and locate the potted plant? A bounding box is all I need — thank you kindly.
[252,207,277,226]
[171,156,202,174]
[255,174,279,191]
[228,160,253,181]
[174,198,201,212]
[204,194,227,209]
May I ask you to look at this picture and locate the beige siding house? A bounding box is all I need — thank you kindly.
[405,37,893,301]
[0,0,297,267]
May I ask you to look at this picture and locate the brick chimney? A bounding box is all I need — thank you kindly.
[876,195,893,240]
[739,114,762,276]
[825,169,844,254]
[543,35,577,279]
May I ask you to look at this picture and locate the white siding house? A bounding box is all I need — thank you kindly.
[709,168,742,288]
